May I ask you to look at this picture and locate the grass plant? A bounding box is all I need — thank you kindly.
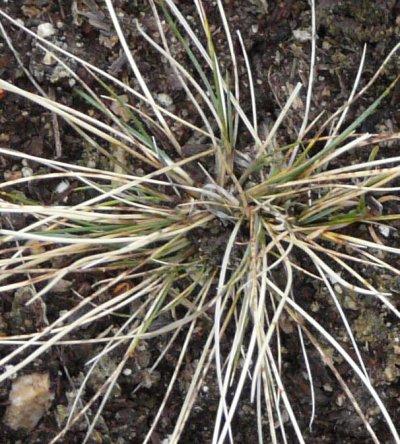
[0,1,399,442]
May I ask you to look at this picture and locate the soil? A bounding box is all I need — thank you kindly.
[0,1,399,443]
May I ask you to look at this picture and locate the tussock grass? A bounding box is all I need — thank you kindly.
[0,1,400,442]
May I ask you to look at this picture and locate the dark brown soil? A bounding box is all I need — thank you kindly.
[0,1,399,443]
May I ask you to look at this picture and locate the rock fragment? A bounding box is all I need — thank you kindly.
[37,23,56,39]
[4,373,54,431]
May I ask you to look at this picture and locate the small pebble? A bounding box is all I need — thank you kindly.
[336,393,345,407]
[333,283,343,295]
[56,180,69,194]
[21,166,33,178]
[52,279,72,294]
[157,93,173,107]
[293,29,312,42]
[42,52,55,66]
[378,225,390,238]
[37,23,56,39]
[4,373,53,431]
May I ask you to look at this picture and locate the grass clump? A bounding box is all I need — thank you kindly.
[0,1,400,442]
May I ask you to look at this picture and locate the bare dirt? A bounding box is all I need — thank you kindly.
[0,1,399,443]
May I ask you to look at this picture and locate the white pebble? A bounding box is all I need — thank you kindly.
[42,51,55,66]
[293,29,312,42]
[37,23,56,39]
[21,166,33,178]
[157,93,173,107]
[378,225,390,238]
[56,180,69,194]
[333,283,343,295]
